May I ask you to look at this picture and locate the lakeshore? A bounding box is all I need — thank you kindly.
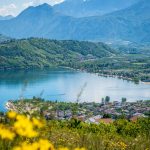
[1,68,150,112]
[5,98,150,123]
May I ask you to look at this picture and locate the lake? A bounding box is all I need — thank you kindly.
[0,68,150,111]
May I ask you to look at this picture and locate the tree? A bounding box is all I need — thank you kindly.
[105,96,110,104]
[101,98,105,105]
[122,97,127,103]
[103,114,111,118]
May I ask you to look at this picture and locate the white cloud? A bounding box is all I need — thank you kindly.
[51,0,64,5]
[0,0,64,16]
[22,2,34,9]
[33,0,64,6]
[0,3,17,16]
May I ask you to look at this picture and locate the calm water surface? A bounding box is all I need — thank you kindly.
[0,68,150,111]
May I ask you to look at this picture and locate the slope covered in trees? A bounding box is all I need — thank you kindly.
[0,38,115,70]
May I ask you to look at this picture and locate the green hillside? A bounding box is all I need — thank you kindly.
[0,38,115,70]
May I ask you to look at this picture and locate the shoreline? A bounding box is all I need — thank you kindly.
[5,99,150,113]
[65,67,150,84]
[1,66,150,84]
[60,66,150,84]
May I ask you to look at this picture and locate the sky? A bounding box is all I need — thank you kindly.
[0,0,64,16]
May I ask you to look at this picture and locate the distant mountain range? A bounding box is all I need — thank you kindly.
[54,0,140,17]
[0,15,13,20]
[0,0,149,43]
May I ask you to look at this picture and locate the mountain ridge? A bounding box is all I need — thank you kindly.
[53,0,140,17]
[0,0,149,43]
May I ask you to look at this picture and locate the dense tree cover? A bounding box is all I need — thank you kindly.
[0,38,115,70]
[71,54,150,83]
[0,37,150,82]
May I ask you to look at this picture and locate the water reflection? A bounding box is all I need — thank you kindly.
[0,68,150,111]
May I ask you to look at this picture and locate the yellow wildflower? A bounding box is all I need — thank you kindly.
[13,139,55,150]
[58,148,69,150]
[74,148,86,150]
[32,117,44,128]
[13,142,38,150]
[14,114,38,138]
[0,124,15,140]
[38,139,55,150]
[118,141,127,150]
[7,111,17,119]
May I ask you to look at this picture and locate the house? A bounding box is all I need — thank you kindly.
[85,115,103,124]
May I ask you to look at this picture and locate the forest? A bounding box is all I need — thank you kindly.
[0,38,150,83]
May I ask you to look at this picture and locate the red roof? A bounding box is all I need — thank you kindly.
[130,116,140,122]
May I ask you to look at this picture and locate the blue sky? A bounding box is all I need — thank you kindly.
[0,0,64,16]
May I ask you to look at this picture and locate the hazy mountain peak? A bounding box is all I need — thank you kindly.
[36,3,52,9]
[17,3,53,18]
[0,0,149,43]
[54,0,140,17]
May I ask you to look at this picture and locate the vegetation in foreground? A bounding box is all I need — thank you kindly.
[0,109,150,150]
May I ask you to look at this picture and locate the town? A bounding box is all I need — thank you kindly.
[5,97,150,124]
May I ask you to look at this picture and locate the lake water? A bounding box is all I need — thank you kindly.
[0,68,150,111]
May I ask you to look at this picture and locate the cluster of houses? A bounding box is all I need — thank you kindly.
[6,99,150,124]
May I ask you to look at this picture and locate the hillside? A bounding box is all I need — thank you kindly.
[0,38,115,70]
[69,0,150,42]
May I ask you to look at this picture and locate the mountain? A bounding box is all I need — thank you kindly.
[54,0,140,17]
[0,15,13,20]
[100,0,150,42]
[0,4,74,39]
[0,38,115,70]
[0,0,150,43]
[69,0,150,42]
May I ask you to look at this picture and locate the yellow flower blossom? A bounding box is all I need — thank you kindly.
[38,139,55,150]
[118,141,127,150]
[58,147,69,150]
[13,142,38,150]
[58,148,69,150]
[14,114,38,138]
[13,139,55,150]
[74,148,86,150]
[0,124,15,140]
[32,117,44,128]
[7,111,17,119]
